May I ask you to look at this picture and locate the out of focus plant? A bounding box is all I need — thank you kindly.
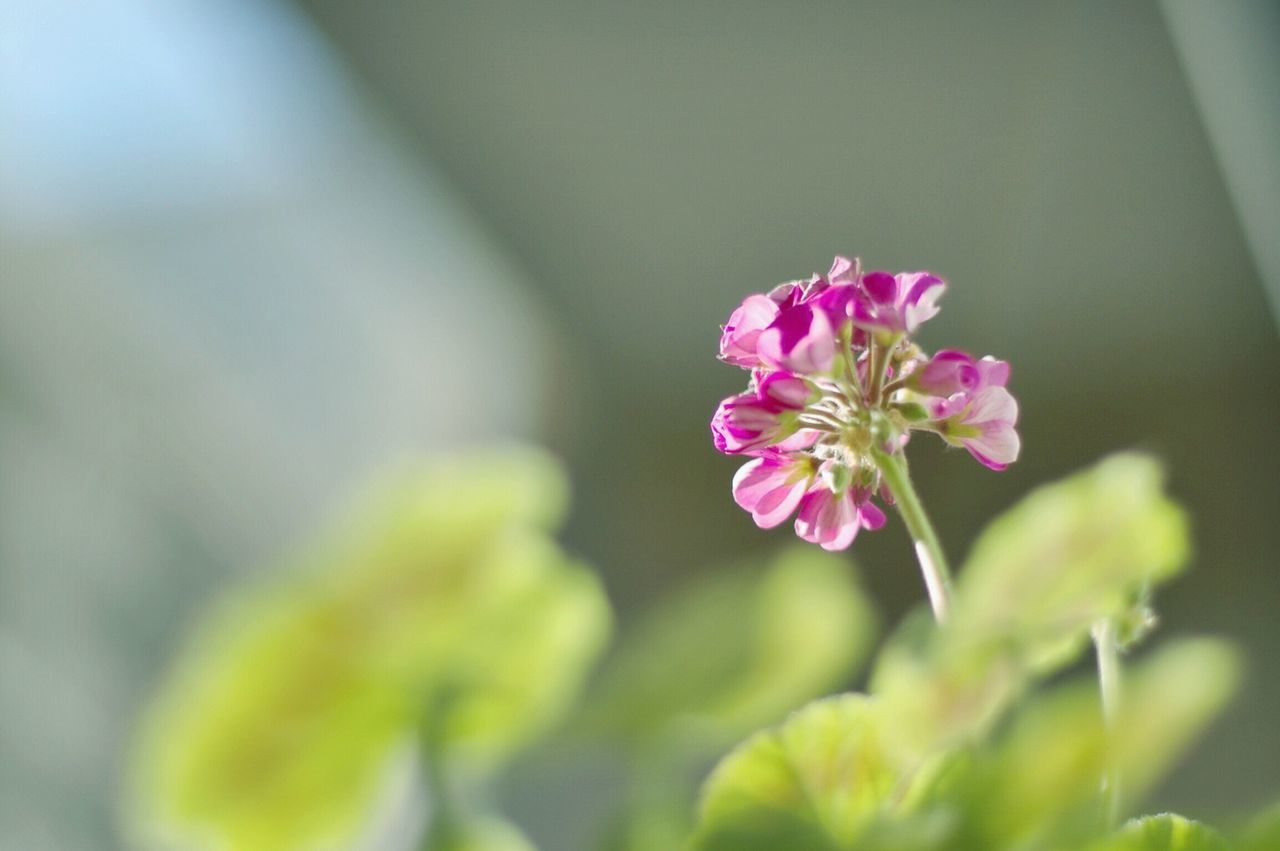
[126,450,610,851]
[581,546,878,848]
[125,255,1278,851]
[125,447,882,850]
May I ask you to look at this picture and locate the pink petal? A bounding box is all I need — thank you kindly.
[758,371,813,409]
[900,272,945,332]
[733,457,808,527]
[966,386,1018,427]
[861,270,898,305]
[966,421,1021,468]
[859,501,887,531]
[917,349,979,395]
[828,255,860,287]
[795,488,860,551]
[719,294,780,366]
[773,429,821,451]
[975,356,1010,388]
[757,304,836,375]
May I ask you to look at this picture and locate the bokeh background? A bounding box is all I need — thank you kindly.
[2,1,1278,848]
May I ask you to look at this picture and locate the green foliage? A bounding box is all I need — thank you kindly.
[427,816,538,851]
[690,454,1241,851]
[872,453,1191,756]
[122,447,1274,851]
[691,695,897,851]
[691,641,1238,851]
[585,546,876,744]
[1236,801,1280,851]
[126,449,610,851]
[954,639,1239,849]
[583,546,876,850]
[950,453,1188,673]
[1090,814,1234,850]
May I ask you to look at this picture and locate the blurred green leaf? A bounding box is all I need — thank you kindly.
[873,453,1191,755]
[428,815,538,851]
[127,450,609,851]
[692,637,1238,851]
[1236,801,1280,851]
[1089,814,1234,851]
[955,639,1239,850]
[690,457,1229,851]
[690,695,898,851]
[585,546,875,743]
[951,452,1189,672]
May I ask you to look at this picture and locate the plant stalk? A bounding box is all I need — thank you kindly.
[1093,618,1123,827]
[871,447,954,623]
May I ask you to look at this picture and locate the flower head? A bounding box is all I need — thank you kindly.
[712,255,1019,550]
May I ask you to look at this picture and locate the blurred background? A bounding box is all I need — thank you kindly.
[2,0,1277,848]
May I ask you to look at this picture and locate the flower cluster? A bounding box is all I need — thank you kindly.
[712,256,1019,550]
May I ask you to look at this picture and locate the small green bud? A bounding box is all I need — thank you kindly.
[893,401,930,423]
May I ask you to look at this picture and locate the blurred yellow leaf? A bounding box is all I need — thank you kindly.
[873,453,1192,756]
[1089,814,1234,851]
[691,695,898,851]
[126,449,609,851]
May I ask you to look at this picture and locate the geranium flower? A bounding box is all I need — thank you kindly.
[711,254,1018,552]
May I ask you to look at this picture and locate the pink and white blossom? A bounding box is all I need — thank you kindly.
[732,451,817,528]
[712,253,1019,553]
[710,371,818,454]
[793,484,887,551]
[932,385,1021,471]
[853,270,946,336]
[719,294,781,367]
[911,349,1010,397]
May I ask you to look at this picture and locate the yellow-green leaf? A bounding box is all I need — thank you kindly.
[126,451,608,851]
[1090,814,1234,851]
[872,454,1192,758]
[952,452,1189,673]
[963,639,1239,849]
[691,695,899,851]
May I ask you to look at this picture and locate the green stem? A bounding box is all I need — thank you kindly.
[871,448,954,623]
[419,690,461,850]
[1092,619,1123,827]
[866,339,889,405]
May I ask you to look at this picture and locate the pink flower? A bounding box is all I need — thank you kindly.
[719,272,837,369]
[757,302,837,375]
[719,294,781,368]
[932,385,1021,471]
[794,483,887,551]
[712,253,1019,556]
[911,349,1010,396]
[853,270,946,336]
[710,371,818,454]
[732,451,817,528]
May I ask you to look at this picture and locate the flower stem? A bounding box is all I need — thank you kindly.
[866,340,889,405]
[1092,618,1123,827]
[871,447,954,623]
